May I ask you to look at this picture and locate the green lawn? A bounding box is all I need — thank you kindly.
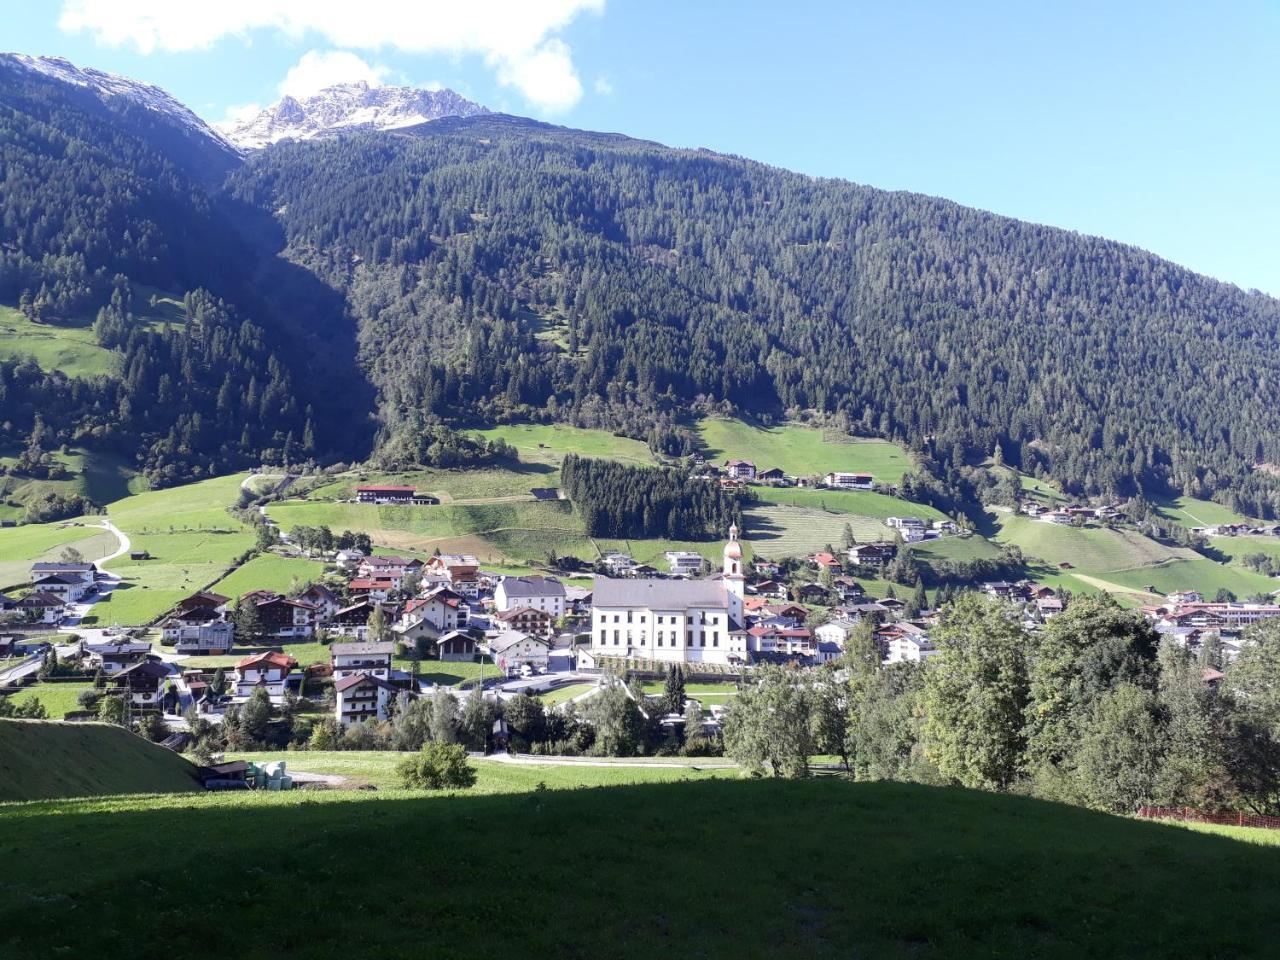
[697,419,914,479]
[994,513,1192,573]
[410,658,503,687]
[5,774,1280,958]
[209,554,327,600]
[754,486,945,522]
[641,681,740,708]
[176,641,335,670]
[3,682,95,719]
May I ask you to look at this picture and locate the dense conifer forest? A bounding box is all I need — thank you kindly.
[6,60,1280,516]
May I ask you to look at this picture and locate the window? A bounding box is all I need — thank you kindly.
[613,630,620,645]
[687,630,693,646]
[598,630,606,645]
[627,611,633,624]
[713,633,720,647]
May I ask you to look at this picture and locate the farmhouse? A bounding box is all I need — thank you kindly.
[822,471,874,490]
[323,599,384,640]
[755,467,788,485]
[588,527,748,665]
[401,587,465,633]
[426,554,481,596]
[849,542,897,565]
[355,485,439,505]
[176,591,230,615]
[29,572,91,603]
[723,459,756,481]
[254,595,316,639]
[494,575,566,616]
[109,660,171,710]
[83,641,151,675]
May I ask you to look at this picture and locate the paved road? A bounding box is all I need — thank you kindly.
[0,654,42,685]
[57,519,130,630]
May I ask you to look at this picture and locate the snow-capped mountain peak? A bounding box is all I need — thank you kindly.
[217,82,490,150]
[0,52,236,152]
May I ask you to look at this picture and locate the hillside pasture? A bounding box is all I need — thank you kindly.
[0,520,116,591]
[754,486,945,522]
[302,464,558,504]
[209,554,327,600]
[745,504,887,559]
[0,305,118,379]
[1156,496,1255,530]
[697,419,914,479]
[473,423,657,466]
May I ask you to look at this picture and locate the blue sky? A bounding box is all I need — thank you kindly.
[7,1,1279,293]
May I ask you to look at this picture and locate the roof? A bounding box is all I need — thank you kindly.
[114,660,171,681]
[487,630,550,654]
[235,651,298,671]
[438,630,476,646]
[19,592,64,606]
[334,672,401,693]
[498,575,566,598]
[181,591,230,607]
[357,485,416,493]
[495,606,551,622]
[33,573,83,585]
[348,578,396,590]
[30,561,95,573]
[330,641,395,657]
[592,576,729,610]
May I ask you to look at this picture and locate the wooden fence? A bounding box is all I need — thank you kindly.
[1137,805,1280,831]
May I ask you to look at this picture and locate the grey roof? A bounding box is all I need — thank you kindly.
[31,561,96,573]
[487,630,550,654]
[498,575,566,599]
[592,576,729,610]
[330,641,395,657]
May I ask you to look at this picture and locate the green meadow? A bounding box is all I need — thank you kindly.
[4,765,1280,959]
[697,418,914,479]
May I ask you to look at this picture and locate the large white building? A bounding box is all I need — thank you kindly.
[494,576,567,617]
[588,527,747,665]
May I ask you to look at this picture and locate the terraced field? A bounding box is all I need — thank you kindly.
[697,419,914,479]
[745,504,886,558]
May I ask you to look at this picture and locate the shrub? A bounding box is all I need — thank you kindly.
[396,742,477,790]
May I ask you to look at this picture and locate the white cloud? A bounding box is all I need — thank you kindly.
[214,101,263,130]
[594,75,613,96]
[279,50,387,98]
[57,0,605,112]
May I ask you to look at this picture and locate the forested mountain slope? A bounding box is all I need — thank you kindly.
[0,60,370,490]
[229,115,1280,513]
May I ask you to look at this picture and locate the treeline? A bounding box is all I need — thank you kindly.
[374,417,515,470]
[561,453,747,540]
[231,116,1280,512]
[728,595,1280,817]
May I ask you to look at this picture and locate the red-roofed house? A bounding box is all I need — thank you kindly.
[234,651,298,697]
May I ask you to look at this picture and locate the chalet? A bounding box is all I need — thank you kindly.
[760,602,810,624]
[885,517,926,542]
[348,577,397,602]
[809,551,842,572]
[664,551,706,578]
[358,555,424,581]
[426,554,480,597]
[749,579,789,600]
[822,471,874,490]
[487,630,552,674]
[335,673,403,727]
[795,582,830,603]
[747,624,814,657]
[814,616,860,647]
[234,651,298,698]
[110,660,171,710]
[330,641,394,681]
[176,591,231,616]
[335,549,366,571]
[437,630,479,661]
[83,641,152,675]
[323,599,380,640]
[30,560,96,591]
[723,459,756,481]
[163,610,234,655]
[1167,590,1204,606]
[932,519,959,534]
[752,559,781,577]
[601,551,639,577]
[848,542,897,565]
[401,587,465,633]
[755,467,789,485]
[355,485,439,506]
[300,583,342,619]
[18,592,66,624]
[883,625,936,664]
[29,572,92,603]
[494,576,567,616]
[493,606,554,638]
[832,576,865,603]
[1022,501,1048,517]
[1040,509,1073,525]
[1036,597,1064,618]
[254,595,316,639]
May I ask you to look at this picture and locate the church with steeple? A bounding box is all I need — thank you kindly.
[587,526,748,665]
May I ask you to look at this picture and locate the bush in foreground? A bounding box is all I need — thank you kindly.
[396,742,476,790]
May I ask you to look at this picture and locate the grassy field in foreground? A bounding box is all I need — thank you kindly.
[0,719,199,801]
[4,776,1280,958]
[697,419,914,479]
[537,682,597,706]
